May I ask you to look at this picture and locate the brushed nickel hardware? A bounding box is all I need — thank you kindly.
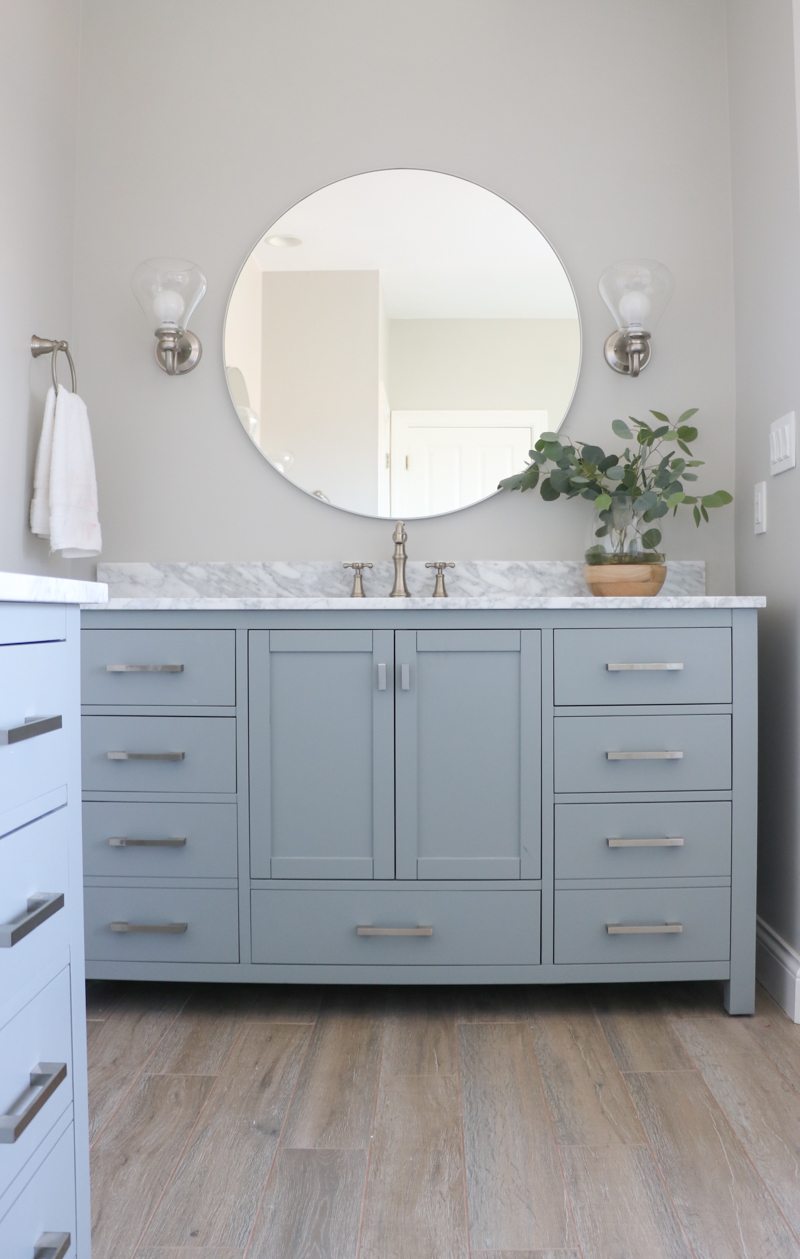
[606,749,683,761]
[105,663,184,673]
[0,1062,67,1144]
[607,836,685,848]
[31,335,77,392]
[0,893,64,948]
[106,750,185,762]
[377,663,388,691]
[389,521,411,597]
[34,1233,72,1259]
[110,921,188,934]
[606,922,683,935]
[108,836,187,848]
[356,925,433,937]
[606,661,684,672]
[425,561,455,598]
[0,714,62,746]
[131,258,206,375]
[599,260,673,377]
[404,455,410,470]
[343,561,373,597]
[400,663,412,691]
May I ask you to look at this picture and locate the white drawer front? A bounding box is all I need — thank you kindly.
[0,1121,76,1258]
[0,643,70,820]
[0,809,70,999]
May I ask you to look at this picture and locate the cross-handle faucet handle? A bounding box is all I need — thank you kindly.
[425,561,456,598]
[343,562,374,598]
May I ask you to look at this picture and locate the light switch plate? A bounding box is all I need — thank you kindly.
[769,411,796,475]
[754,481,767,534]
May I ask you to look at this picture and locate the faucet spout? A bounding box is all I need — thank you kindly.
[389,521,411,597]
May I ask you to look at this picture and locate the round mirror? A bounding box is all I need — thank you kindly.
[224,169,581,519]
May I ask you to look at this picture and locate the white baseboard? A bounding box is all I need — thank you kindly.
[756,917,800,1022]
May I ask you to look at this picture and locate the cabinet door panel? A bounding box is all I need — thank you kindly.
[249,630,394,879]
[395,630,541,879]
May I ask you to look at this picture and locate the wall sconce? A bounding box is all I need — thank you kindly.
[599,259,673,377]
[131,257,207,375]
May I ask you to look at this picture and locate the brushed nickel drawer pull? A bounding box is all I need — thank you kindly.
[606,750,684,761]
[356,925,433,937]
[606,662,684,672]
[0,715,62,746]
[110,920,188,934]
[106,750,185,762]
[34,1232,72,1259]
[400,663,412,691]
[108,836,187,848]
[377,662,387,691]
[0,893,64,948]
[0,1062,67,1144]
[607,836,686,848]
[106,663,184,673]
[606,922,684,935]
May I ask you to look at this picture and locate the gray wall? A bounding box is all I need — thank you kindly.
[727,0,800,954]
[72,0,737,586]
[0,0,82,576]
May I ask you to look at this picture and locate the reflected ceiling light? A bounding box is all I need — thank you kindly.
[265,234,303,248]
[131,257,207,375]
[599,259,673,377]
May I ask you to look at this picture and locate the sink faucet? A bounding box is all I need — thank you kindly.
[389,521,411,597]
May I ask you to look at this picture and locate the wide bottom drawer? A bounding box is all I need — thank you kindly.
[251,889,541,965]
[0,1120,76,1257]
[84,888,239,963]
[554,887,731,964]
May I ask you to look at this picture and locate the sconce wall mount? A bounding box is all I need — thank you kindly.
[132,257,207,376]
[599,259,673,378]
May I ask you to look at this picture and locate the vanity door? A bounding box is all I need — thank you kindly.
[395,630,541,879]
[249,630,395,878]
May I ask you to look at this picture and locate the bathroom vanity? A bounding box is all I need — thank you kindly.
[80,563,762,1014]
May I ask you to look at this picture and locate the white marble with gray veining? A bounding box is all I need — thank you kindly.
[85,559,763,610]
[0,570,107,605]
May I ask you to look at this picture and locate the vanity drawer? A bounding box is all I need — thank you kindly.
[0,1119,76,1258]
[0,642,69,819]
[251,888,541,966]
[0,605,66,647]
[84,887,239,962]
[0,969,73,1194]
[554,628,732,706]
[554,887,731,964]
[554,715,731,793]
[555,801,731,879]
[83,801,238,878]
[82,628,236,706]
[82,716,237,793]
[0,808,70,998]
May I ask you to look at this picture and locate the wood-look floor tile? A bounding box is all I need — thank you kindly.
[140,1023,309,1250]
[358,1072,467,1259]
[674,1015,800,1234]
[562,1144,691,1258]
[456,985,542,1022]
[246,1148,365,1259]
[531,1009,645,1146]
[626,1069,800,1257]
[147,1009,244,1076]
[381,988,458,1075]
[182,983,320,1023]
[475,1252,581,1258]
[593,992,692,1072]
[136,1250,242,1258]
[91,1072,216,1259]
[459,1023,570,1252]
[282,1015,382,1149]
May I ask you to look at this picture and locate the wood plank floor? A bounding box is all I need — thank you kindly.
[86,980,800,1259]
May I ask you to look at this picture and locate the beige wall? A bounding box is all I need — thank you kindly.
[71,0,736,584]
[0,0,82,576]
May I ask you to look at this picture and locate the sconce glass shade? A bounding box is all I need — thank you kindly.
[599,259,673,376]
[131,257,207,374]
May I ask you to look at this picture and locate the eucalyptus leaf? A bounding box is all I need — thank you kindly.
[539,478,561,501]
[641,528,662,549]
[612,419,633,439]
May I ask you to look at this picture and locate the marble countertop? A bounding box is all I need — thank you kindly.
[0,570,107,605]
[87,594,765,611]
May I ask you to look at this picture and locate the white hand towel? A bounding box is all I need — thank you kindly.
[29,385,56,539]
[30,385,102,557]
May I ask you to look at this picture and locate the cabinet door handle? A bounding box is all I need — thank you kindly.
[108,835,187,848]
[607,836,685,848]
[377,662,387,691]
[400,663,411,691]
[606,750,683,761]
[606,662,684,672]
[0,893,64,948]
[106,663,184,673]
[356,925,433,937]
[106,750,185,762]
[0,1062,67,1144]
[606,922,683,935]
[34,1233,71,1259]
[0,715,62,746]
[110,920,188,934]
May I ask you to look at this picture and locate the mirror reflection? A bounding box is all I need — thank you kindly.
[224,169,581,518]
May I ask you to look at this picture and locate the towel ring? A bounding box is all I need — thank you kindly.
[30,335,77,393]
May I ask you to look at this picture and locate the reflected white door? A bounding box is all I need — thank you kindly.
[390,410,545,516]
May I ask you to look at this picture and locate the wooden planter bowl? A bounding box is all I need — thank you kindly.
[584,562,667,598]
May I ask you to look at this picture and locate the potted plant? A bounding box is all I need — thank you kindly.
[498,409,732,596]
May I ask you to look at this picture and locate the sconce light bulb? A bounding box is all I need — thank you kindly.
[617,289,651,331]
[153,288,186,328]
